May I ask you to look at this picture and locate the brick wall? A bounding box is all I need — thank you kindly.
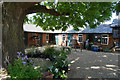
[42,33,49,45]
[114,39,119,42]
[28,33,37,46]
[27,33,114,49]
[93,34,113,49]
[101,34,113,49]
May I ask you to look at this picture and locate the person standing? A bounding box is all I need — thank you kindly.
[85,39,89,50]
[113,41,116,52]
[80,43,83,52]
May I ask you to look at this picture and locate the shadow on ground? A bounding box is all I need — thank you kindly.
[67,49,120,78]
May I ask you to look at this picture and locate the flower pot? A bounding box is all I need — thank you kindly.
[42,72,54,78]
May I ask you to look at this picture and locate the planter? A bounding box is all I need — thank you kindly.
[42,72,54,78]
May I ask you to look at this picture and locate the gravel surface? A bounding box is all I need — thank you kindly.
[1,46,120,79]
[67,49,120,78]
[0,70,10,80]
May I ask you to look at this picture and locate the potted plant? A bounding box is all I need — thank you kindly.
[42,71,54,78]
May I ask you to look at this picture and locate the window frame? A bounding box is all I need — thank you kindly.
[62,34,66,41]
[46,34,49,40]
[94,35,101,43]
[101,34,109,45]
[78,34,83,43]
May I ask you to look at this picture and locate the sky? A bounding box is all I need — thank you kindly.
[105,12,118,24]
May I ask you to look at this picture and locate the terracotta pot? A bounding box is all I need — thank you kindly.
[42,72,54,78]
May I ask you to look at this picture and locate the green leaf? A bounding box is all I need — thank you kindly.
[25,2,116,30]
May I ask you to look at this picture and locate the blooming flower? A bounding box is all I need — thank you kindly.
[17,52,23,59]
[55,68,58,73]
[49,66,53,69]
[63,61,65,63]
[33,50,36,54]
[49,66,53,72]
[53,56,56,58]
[46,58,50,61]
[24,55,28,60]
[34,67,38,69]
[17,52,22,55]
[62,70,65,74]
[55,62,57,64]
[29,60,32,63]
[17,55,20,58]
[21,57,24,60]
[22,61,26,64]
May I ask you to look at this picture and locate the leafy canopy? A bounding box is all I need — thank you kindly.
[25,2,117,31]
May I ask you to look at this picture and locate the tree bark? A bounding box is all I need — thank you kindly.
[2,2,64,69]
[25,5,62,16]
[2,3,26,68]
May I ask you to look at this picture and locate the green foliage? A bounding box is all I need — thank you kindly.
[26,47,40,57]
[43,47,60,59]
[48,49,69,79]
[26,2,117,31]
[8,52,42,79]
[42,47,69,78]
[48,65,67,79]
[115,1,120,15]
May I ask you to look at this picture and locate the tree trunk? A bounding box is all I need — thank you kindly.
[2,3,26,69]
[1,2,61,69]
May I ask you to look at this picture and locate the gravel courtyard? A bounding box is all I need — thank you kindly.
[0,46,120,79]
[67,49,120,78]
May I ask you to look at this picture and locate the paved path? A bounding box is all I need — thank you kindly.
[67,49,120,78]
[0,70,10,80]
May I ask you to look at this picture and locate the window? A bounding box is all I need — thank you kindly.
[78,34,83,43]
[34,33,36,36]
[101,34,109,45]
[62,34,65,41]
[94,35,101,43]
[46,34,49,40]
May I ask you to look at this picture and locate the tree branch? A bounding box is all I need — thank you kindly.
[25,4,68,16]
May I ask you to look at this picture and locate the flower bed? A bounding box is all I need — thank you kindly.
[8,47,70,79]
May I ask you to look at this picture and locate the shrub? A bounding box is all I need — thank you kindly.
[26,48,41,58]
[42,47,70,79]
[48,50,68,79]
[8,52,42,79]
[43,47,60,60]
